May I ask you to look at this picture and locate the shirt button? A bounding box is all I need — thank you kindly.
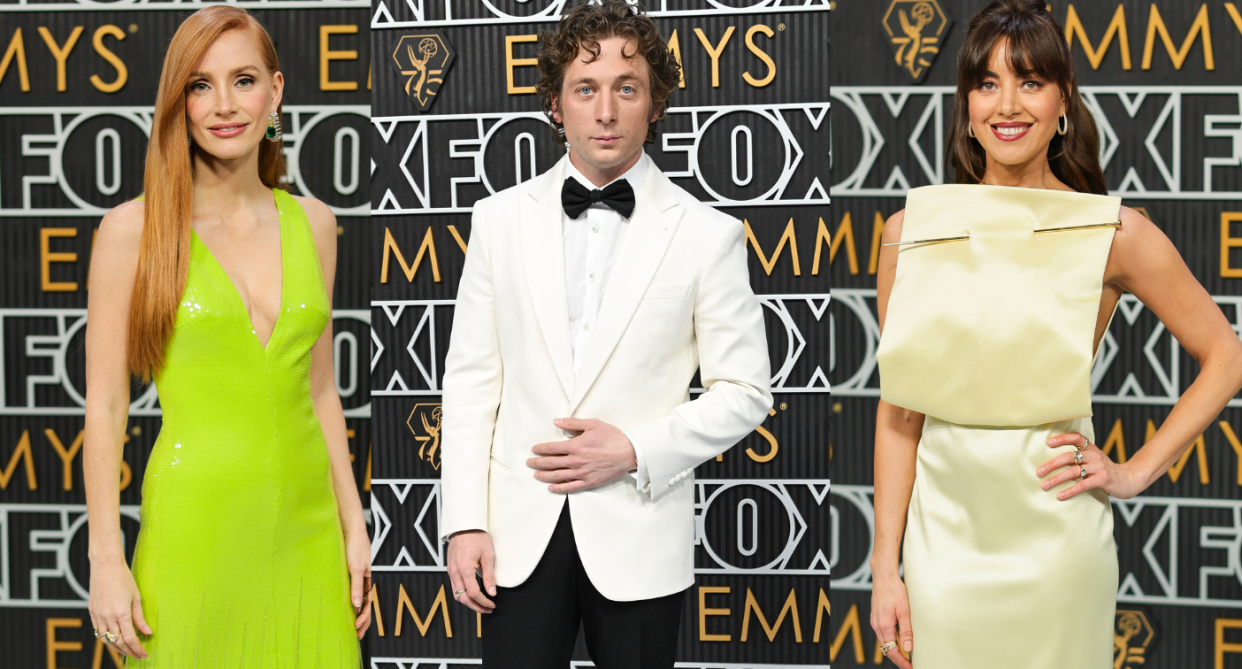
[592,224,599,233]
[588,272,595,281]
[583,324,590,331]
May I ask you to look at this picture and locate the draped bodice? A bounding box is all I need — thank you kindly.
[876,184,1121,427]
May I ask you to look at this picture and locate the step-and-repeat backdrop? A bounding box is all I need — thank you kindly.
[368,0,829,666]
[0,2,371,665]
[831,1,1242,667]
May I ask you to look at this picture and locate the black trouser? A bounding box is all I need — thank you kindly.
[480,502,686,668]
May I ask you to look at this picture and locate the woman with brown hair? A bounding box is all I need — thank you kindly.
[82,6,370,663]
[870,1,1242,667]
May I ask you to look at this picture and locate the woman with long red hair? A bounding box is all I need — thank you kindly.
[82,6,370,663]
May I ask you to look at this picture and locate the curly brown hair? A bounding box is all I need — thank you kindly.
[536,0,681,145]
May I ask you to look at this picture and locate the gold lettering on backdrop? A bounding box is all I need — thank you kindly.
[1220,213,1242,278]
[0,28,30,92]
[90,25,127,93]
[821,213,856,275]
[505,34,538,95]
[812,588,828,642]
[395,583,453,637]
[1065,5,1131,70]
[829,603,865,663]
[1217,618,1242,668]
[45,428,83,491]
[744,219,801,276]
[37,26,83,92]
[46,617,82,668]
[320,25,359,91]
[381,227,440,283]
[91,636,125,669]
[1228,4,1242,40]
[698,586,732,641]
[693,27,735,88]
[1101,417,1128,464]
[746,409,779,463]
[1220,421,1242,485]
[369,582,385,636]
[1,430,37,490]
[741,587,802,642]
[476,610,482,638]
[1143,4,1214,71]
[41,228,78,292]
[742,25,776,87]
[666,29,686,89]
[447,224,468,254]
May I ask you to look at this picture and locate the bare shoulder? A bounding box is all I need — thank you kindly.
[291,194,337,238]
[1113,205,1166,245]
[881,208,906,243]
[97,199,146,245]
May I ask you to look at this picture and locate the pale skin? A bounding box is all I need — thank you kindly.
[870,39,1242,668]
[83,28,371,659]
[446,35,661,614]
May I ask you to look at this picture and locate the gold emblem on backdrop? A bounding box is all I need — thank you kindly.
[881,0,952,82]
[389,33,455,112]
[1113,610,1156,668]
[406,403,443,470]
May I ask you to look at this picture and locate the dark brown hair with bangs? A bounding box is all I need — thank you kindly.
[948,0,1106,194]
[536,0,681,145]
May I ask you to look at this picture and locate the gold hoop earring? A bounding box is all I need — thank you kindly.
[1058,112,1069,136]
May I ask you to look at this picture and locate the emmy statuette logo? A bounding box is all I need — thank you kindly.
[390,33,455,112]
[1113,610,1156,668]
[406,403,443,470]
[881,0,952,83]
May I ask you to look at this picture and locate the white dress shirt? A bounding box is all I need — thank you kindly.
[562,152,651,490]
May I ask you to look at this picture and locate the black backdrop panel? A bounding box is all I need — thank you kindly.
[831,1,1242,667]
[0,2,371,666]
[369,0,829,665]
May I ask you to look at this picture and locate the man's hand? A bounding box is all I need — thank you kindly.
[446,530,496,614]
[527,417,638,493]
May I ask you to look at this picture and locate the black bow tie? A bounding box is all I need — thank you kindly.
[561,177,636,219]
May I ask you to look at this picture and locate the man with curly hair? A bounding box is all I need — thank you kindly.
[438,2,772,665]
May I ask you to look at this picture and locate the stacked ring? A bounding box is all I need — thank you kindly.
[1079,466,1088,479]
[880,640,898,653]
[1074,451,1084,465]
[103,631,119,643]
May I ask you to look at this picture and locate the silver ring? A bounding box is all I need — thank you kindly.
[1074,450,1084,465]
[1079,466,1088,479]
[93,630,103,639]
[1075,439,1090,452]
[881,640,898,653]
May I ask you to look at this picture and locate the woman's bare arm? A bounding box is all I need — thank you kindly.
[869,210,921,665]
[299,196,371,637]
[84,199,151,658]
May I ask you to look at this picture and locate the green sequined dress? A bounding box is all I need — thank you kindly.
[127,188,360,667]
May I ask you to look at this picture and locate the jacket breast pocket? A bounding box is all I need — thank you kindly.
[643,283,691,300]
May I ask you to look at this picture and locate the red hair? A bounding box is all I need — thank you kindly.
[129,6,284,382]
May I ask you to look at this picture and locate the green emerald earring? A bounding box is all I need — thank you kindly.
[265,111,282,142]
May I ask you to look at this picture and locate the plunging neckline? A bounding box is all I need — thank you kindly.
[189,187,286,351]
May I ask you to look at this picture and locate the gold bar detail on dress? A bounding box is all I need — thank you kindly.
[883,221,1121,247]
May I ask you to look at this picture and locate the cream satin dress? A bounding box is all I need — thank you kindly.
[876,184,1121,667]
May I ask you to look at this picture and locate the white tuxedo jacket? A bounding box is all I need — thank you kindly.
[439,154,773,601]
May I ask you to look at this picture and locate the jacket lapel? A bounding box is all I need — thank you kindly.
[569,161,685,412]
[519,155,576,400]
